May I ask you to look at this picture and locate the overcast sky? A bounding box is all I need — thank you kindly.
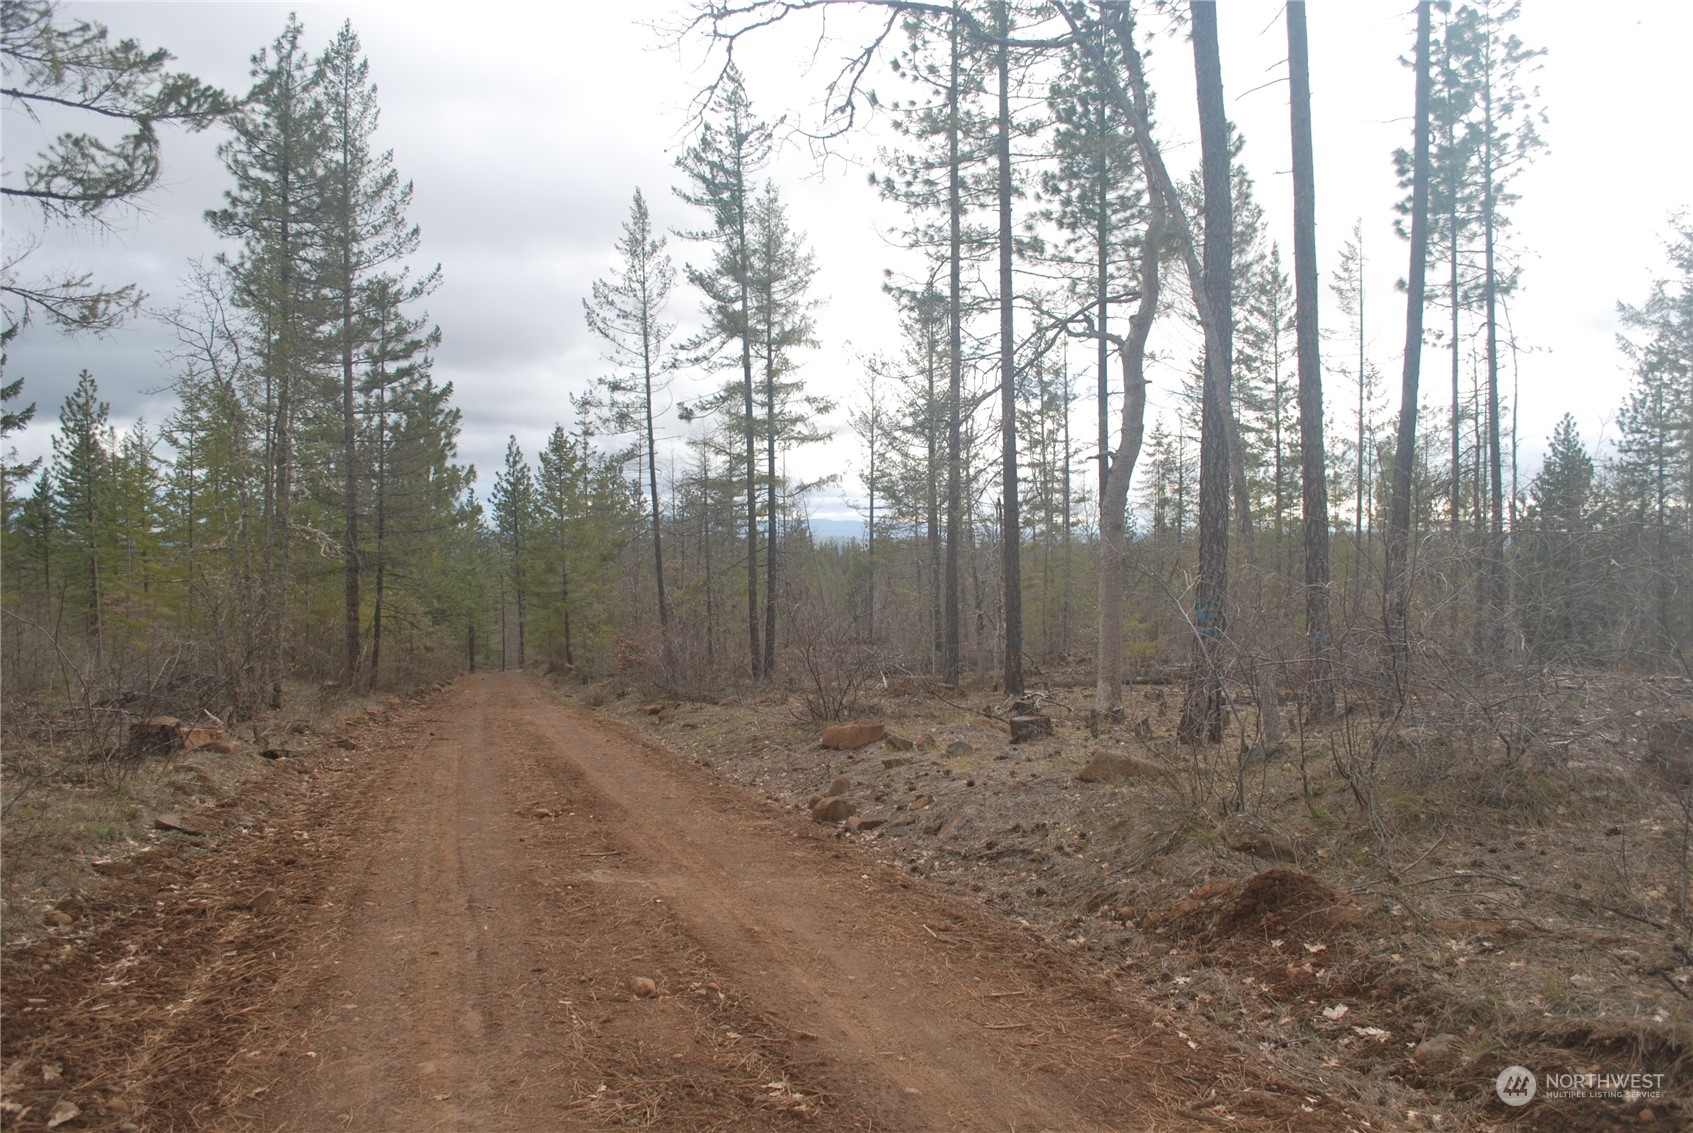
[4,2,1689,520]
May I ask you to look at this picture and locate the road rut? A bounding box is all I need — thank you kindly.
[244,673,1336,1132]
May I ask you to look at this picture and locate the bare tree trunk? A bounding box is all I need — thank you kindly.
[1286,0,1336,720]
[1094,39,1111,540]
[995,1,1023,696]
[645,356,669,635]
[1481,55,1505,654]
[341,270,360,690]
[1179,0,1233,745]
[927,321,943,672]
[944,3,964,688]
[764,348,778,677]
[1384,1,1434,694]
[371,391,387,689]
[1449,161,1462,634]
[744,341,760,677]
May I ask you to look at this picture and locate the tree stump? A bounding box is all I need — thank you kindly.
[1009,715,1054,744]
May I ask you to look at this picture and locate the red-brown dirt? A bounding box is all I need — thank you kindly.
[3,673,1366,1131]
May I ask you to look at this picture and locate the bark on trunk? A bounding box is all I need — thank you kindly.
[1286,0,1336,720]
[1384,2,1434,695]
[1178,0,1233,745]
[996,2,1023,696]
[943,5,964,688]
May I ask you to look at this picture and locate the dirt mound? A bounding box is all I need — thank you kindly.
[1147,867,1361,945]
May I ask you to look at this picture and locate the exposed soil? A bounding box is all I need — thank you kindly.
[2,672,1364,1131]
[573,666,1693,1133]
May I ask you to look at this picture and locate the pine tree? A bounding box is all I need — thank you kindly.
[1472,0,1545,643]
[490,436,535,669]
[206,14,329,706]
[1328,225,1387,571]
[1038,11,1147,516]
[1,375,40,536]
[1612,213,1692,665]
[875,283,950,669]
[872,3,994,687]
[1235,240,1298,562]
[676,64,774,677]
[1519,414,1600,659]
[49,369,111,651]
[2,0,230,337]
[585,189,677,640]
[535,425,591,671]
[1392,1,1544,642]
[748,183,827,674]
[315,19,439,688]
[358,275,452,688]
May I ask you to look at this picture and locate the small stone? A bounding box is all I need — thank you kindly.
[945,740,973,757]
[821,722,886,751]
[826,775,851,797]
[628,976,658,998]
[810,796,855,823]
[1412,1033,1461,1070]
[46,1100,80,1129]
[884,733,915,752]
[882,756,912,770]
[154,812,205,836]
[1008,716,1054,744]
[1218,813,1298,863]
[910,794,933,811]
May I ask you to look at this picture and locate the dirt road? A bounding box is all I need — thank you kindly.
[248,673,1354,1132]
[7,674,1355,1131]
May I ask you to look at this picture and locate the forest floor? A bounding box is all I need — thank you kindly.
[0,665,1689,1132]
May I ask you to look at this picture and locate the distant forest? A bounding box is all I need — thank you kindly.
[2,1,1688,746]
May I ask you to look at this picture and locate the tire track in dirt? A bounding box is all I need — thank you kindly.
[240,673,1351,1132]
